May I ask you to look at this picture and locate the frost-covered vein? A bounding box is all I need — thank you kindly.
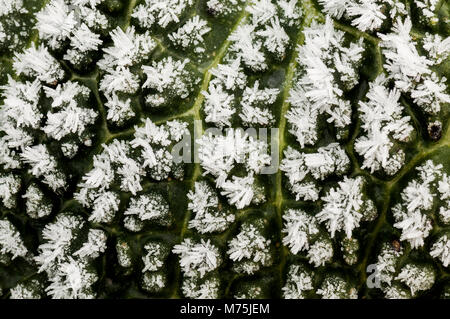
[357,125,450,288]
[122,0,138,29]
[179,3,250,235]
[333,20,384,76]
[171,5,251,297]
[333,20,381,45]
[274,0,321,287]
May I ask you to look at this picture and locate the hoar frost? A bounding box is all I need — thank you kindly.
[0,0,449,300]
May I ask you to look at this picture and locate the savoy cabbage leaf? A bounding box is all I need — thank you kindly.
[0,0,449,299]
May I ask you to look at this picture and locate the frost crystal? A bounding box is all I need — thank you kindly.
[142,272,167,293]
[307,238,333,267]
[132,0,194,29]
[384,284,411,299]
[182,276,220,299]
[278,0,302,27]
[173,238,221,278]
[415,0,439,24]
[0,219,28,259]
[379,17,450,114]
[0,0,448,300]
[393,160,445,248]
[105,94,135,125]
[228,24,267,72]
[202,83,235,127]
[206,0,243,16]
[32,212,105,299]
[227,221,272,274]
[129,118,187,181]
[124,193,171,226]
[342,237,359,265]
[227,0,297,68]
[282,209,319,254]
[221,174,256,210]
[281,143,349,201]
[35,214,84,272]
[0,173,20,208]
[99,26,156,96]
[282,265,314,299]
[37,0,106,67]
[316,276,357,299]
[239,81,278,126]
[169,16,211,53]
[347,1,386,32]
[319,0,407,31]
[43,81,97,141]
[10,280,42,299]
[188,181,235,233]
[355,75,413,175]
[99,26,155,71]
[374,242,404,287]
[422,33,450,65]
[210,58,247,91]
[317,176,376,238]
[116,238,132,268]
[74,229,107,260]
[21,144,66,191]
[36,0,77,50]
[142,242,169,272]
[256,17,289,59]
[0,0,33,52]
[23,183,53,218]
[13,45,64,84]
[197,129,271,208]
[438,173,450,224]
[91,192,120,224]
[74,129,183,223]
[286,17,363,145]
[1,76,42,129]
[143,57,196,107]
[46,258,97,299]
[396,264,435,296]
[430,235,450,267]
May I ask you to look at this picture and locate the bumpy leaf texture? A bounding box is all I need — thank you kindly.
[0,0,449,299]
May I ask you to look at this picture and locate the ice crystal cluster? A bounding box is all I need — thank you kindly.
[0,0,449,300]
